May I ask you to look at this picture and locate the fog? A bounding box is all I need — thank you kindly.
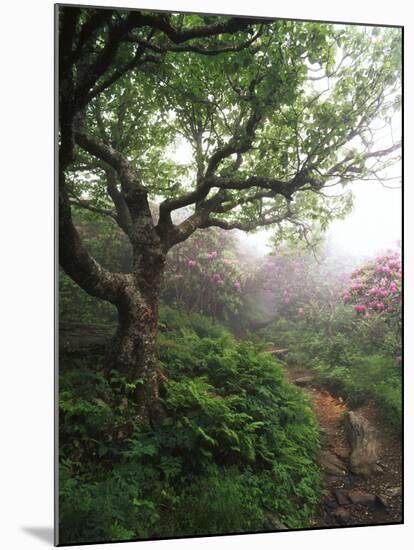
[237,109,402,262]
[239,175,402,261]
[327,180,401,256]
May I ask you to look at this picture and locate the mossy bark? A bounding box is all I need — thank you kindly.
[108,265,165,426]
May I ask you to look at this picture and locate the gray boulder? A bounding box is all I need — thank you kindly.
[344,411,381,476]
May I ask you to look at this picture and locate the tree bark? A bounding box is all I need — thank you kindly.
[106,252,166,426]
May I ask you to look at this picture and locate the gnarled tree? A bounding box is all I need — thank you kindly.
[58,6,401,423]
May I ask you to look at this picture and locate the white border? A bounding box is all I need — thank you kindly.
[0,1,412,549]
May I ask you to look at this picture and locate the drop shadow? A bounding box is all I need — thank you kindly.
[21,526,54,545]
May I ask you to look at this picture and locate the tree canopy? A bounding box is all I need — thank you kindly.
[60,7,401,267]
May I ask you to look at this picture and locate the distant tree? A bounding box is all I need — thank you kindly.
[58,6,401,422]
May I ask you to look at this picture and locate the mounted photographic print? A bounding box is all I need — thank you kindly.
[56,3,403,546]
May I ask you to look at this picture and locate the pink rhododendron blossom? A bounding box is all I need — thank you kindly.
[234,281,241,290]
[354,304,366,313]
[369,287,388,298]
[376,265,391,275]
[388,260,400,270]
[211,273,225,286]
[187,259,197,268]
[350,283,364,291]
[390,282,398,293]
[371,301,385,312]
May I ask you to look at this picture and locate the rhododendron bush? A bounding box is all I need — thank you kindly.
[246,253,313,317]
[162,228,246,320]
[245,248,349,330]
[343,252,401,320]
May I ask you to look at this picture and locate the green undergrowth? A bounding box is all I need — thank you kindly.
[313,355,401,428]
[59,306,321,544]
[262,318,402,429]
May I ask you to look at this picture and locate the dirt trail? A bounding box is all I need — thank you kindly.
[285,365,402,528]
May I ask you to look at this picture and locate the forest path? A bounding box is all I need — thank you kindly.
[283,364,402,528]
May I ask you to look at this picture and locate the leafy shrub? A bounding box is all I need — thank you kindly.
[157,465,265,537]
[59,460,160,543]
[314,354,401,428]
[59,306,321,543]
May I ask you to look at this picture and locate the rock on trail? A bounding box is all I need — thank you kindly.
[283,365,402,528]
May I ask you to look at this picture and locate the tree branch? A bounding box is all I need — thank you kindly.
[69,198,116,218]
[327,141,401,177]
[201,211,289,232]
[87,50,161,102]
[127,26,263,56]
[74,128,145,195]
[74,11,146,109]
[138,14,269,44]
[59,173,126,304]
[71,9,114,65]
[105,168,133,236]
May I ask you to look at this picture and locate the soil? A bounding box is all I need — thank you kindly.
[284,365,402,528]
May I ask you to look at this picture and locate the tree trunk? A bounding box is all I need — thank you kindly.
[107,260,165,426]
